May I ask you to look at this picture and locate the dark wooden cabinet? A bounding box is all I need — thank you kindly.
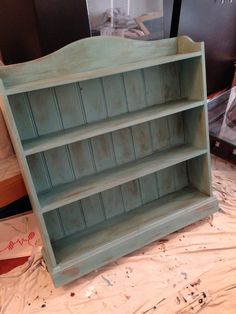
[164,0,236,94]
[34,0,90,56]
[0,0,90,64]
[0,0,42,64]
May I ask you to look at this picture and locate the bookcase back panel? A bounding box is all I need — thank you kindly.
[43,161,189,243]
[26,113,185,195]
[8,62,185,143]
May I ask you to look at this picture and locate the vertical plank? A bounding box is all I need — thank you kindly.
[162,63,181,102]
[68,139,105,228]
[124,70,158,205]
[44,211,65,242]
[168,113,185,147]
[132,122,153,158]
[101,187,124,219]
[27,154,51,193]
[104,72,148,212]
[158,166,176,197]
[28,88,75,187]
[139,173,159,204]
[54,84,95,236]
[59,202,85,236]
[143,66,164,106]
[54,83,85,128]
[101,74,128,217]
[80,78,107,123]
[9,93,36,140]
[91,134,116,171]
[67,140,105,229]
[81,194,105,227]
[43,147,74,186]
[10,93,51,194]
[28,88,73,240]
[184,106,207,149]
[180,57,204,100]
[150,117,170,151]
[121,179,142,212]
[69,140,94,178]
[143,64,183,200]
[28,88,61,135]
[174,162,188,191]
[112,128,134,165]
[81,76,115,172]
[79,78,108,223]
[123,70,146,111]
[10,93,58,189]
[111,127,136,214]
[132,122,158,204]
[102,74,127,116]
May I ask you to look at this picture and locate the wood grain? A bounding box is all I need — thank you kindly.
[0,36,202,95]
[39,144,207,213]
[0,36,217,287]
[22,99,203,155]
[0,155,27,207]
[51,187,217,286]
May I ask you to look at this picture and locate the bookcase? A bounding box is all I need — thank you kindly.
[0,36,218,287]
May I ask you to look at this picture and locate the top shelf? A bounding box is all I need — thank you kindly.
[0,36,203,95]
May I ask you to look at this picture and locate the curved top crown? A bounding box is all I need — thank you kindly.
[0,36,202,95]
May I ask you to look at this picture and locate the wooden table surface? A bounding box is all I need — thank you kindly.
[0,155,27,207]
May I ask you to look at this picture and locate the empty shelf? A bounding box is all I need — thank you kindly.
[50,187,217,286]
[2,51,202,96]
[39,144,207,213]
[23,99,204,156]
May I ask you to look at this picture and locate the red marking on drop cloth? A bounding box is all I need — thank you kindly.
[0,232,35,254]
[0,232,35,274]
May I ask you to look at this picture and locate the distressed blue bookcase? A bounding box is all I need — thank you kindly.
[0,36,218,287]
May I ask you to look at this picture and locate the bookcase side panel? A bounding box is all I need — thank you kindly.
[179,57,204,101]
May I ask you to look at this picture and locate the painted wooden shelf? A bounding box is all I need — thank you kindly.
[0,48,201,96]
[51,187,217,286]
[39,144,207,212]
[22,99,203,156]
[0,35,218,287]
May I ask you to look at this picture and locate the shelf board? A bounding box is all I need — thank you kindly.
[39,144,207,213]
[2,51,201,96]
[50,187,217,286]
[23,99,204,156]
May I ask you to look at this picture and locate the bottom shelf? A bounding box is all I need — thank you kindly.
[47,187,218,287]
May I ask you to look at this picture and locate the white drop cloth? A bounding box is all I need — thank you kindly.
[0,156,236,314]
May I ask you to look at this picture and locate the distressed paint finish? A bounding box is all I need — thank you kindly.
[0,36,218,287]
[0,36,202,95]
